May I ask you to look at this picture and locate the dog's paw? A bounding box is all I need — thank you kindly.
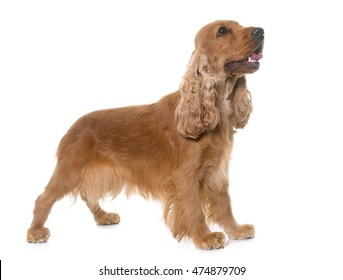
[96,213,120,225]
[228,224,255,240]
[27,227,50,243]
[194,232,226,250]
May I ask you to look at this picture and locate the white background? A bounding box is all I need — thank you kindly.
[1,0,342,279]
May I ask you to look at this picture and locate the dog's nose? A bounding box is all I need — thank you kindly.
[251,28,264,39]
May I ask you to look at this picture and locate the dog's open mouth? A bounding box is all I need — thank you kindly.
[246,49,263,64]
[225,42,264,74]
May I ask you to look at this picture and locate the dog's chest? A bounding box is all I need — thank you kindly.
[198,136,232,173]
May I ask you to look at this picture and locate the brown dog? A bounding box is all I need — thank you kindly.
[27,20,264,250]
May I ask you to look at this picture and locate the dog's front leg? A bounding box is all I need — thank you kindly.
[163,177,226,250]
[201,185,255,240]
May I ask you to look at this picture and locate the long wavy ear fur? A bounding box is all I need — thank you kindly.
[229,76,253,129]
[175,51,220,139]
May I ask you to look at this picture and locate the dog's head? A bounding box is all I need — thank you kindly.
[176,20,264,139]
[195,20,264,77]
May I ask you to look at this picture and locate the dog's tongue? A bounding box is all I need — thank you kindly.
[250,53,263,61]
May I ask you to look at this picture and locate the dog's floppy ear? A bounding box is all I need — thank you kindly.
[229,76,253,129]
[175,51,220,139]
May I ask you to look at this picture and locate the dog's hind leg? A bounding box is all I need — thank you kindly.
[79,164,122,226]
[27,125,101,243]
[26,166,76,243]
[81,197,120,225]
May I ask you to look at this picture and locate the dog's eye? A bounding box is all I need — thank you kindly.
[217,26,231,37]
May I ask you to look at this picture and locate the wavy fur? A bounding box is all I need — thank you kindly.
[27,20,263,250]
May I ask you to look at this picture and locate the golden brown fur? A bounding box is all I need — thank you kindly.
[27,20,264,249]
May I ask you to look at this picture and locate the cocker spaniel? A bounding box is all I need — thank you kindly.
[27,20,264,250]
